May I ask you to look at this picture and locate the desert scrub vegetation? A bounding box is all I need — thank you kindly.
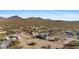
[0,33,7,39]
[0,39,4,41]
[6,30,16,35]
[9,40,20,49]
[41,45,51,49]
[66,40,79,46]
[48,37,60,42]
[62,40,79,49]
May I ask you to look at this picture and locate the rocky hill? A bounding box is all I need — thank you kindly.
[0,16,79,31]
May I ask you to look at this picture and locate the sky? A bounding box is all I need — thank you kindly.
[0,10,79,21]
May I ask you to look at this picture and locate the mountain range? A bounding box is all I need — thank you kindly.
[0,16,79,30]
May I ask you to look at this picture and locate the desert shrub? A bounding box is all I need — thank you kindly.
[0,38,5,41]
[17,46,23,49]
[66,41,79,46]
[6,30,16,35]
[14,46,24,49]
[10,41,16,46]
[16,40,20,44]
[62,40,79,49]
[41,45,51,49]
[53,37,60,41]
[48,39,56,42]
[35,35,45,39]
[9,40,20,47]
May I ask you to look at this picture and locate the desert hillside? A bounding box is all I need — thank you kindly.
[0,16,79,49]
[0,16,79,31]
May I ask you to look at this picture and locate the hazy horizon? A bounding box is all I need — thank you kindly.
[0,10,79,21]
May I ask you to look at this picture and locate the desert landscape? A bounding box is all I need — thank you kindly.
[0,10,79,49]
